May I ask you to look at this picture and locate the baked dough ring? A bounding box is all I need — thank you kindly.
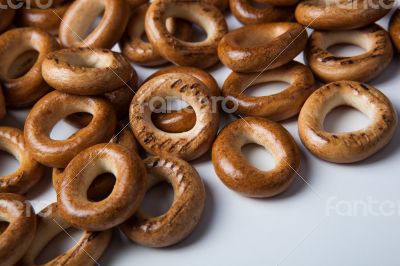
[212,117,300,197]
[218,23,307,72]
[0,27,59,107]
[0,0,15,33]
[306,24,393,82]
[19,203,112,266]
[121,155,205,247]
[298,81,398,163]
[222,61,315,121]
[0,127,45,194]
[0,193,36,266]
[24,91,116,168]
[389,9,400,53]
[130,73,220,161]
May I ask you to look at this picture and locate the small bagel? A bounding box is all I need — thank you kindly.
[252,0,300,6]
[130,73,220,161]
[0,127,45,194]
[24,91,116,168]
[222,61,315,121]
[145,0,228,69]
[0,0,15,33]
[147,66,220,133]
[58,143,147,231]
[20,203,112,266]
[295,0,393,30]
[0,85,5,120]
[306,24,393,82]
[218,23,307,72]
[389,9,400,52]
[0,27,59,107]
[230,0,294,25]
[59,0,130,48]
[119,3,192,67]
[298,81,398,163]
[212,117,300,197]
[121,155,205,247]
[0,193,36,266]
[42,48,134,96]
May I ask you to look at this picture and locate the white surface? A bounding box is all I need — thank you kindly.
[2,11,400,266]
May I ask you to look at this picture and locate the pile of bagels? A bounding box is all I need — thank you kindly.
[0,0,399,264]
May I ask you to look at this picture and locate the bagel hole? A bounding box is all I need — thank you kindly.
[0,221,9,234]
[0,151,20,176]
[244,81,290,97]
[327,43,367,57]
[7,50,39,79]
[82,10,105,40]
[324,106,371,133]
[50,120,81,140]
[141,178,174,217]
[35,228,83,265]
[241,144,276,171]
[87,173,116,202]
[190,23,207,42]
[141,32,150,42]
[65,52,113,68]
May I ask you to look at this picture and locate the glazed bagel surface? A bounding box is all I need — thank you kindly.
[389,9,400,52]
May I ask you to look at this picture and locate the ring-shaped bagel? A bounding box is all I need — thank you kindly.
[389,9,400,52]
[0,127,45,194]
[222,61,315,121]
[0,27,59,107]
[24,91,117,168]
[59,0,130,48]
[0,193,36,266]
[19,203,112,266]
[0,0,15,33]
[145,0,228,69]
[295,0,393,30]
[218,23,307,72]
[42,48,134,95]
[121,155,205,247]
[230,0,294,25]
[298,81,398,163]
[130,73,220,161]
[0,85,5,120]
[212,117,300,197]
[58,143,147,231]
[305,24,393,82]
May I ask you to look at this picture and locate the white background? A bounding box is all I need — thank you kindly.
[1,9,400,266]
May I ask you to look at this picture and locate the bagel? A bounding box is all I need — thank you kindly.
[121,155,205,247]
[0,27,59,107]
[389,9,400,52]
[306,24,393,82]
[0,0,15,33]
[298,81,398,163]
[212,117,300,197]
[0,85,5,120]
[218,23,307,72]
[19,203,112,266]
[59,0,130,48]
[222,61,315,121]
[145,0,228,69]
[58,143,147,231]
[24,91,116,168]
[130,73,220,161]
[0,193,36,266]
[42,48,134,96]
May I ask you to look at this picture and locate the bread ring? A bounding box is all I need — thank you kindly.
[0,127,45,194]
[230,0,294,25]
[389,9,400,52]
[20,203,111,266]
[59,0,130,48]
[130,73,220,161]
[42,48,134,96]
[58,143,147,231]
[295,0,393,30]
[298,81,398,163]
[0,85,5,120]
[145,0,228,69]
[212,117,300,197]
[0,0,15,33]
[119,3,192,67]
[306,24,393,82]
[0,193,36,266]
[218,23,307,72]
[121,155,205,247]
[0,27,59,107]
[24,91,116,168]
[222,61,315,121]
[147,66,220,133]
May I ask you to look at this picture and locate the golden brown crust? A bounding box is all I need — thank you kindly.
[218,23,307,72]
[212,117,300,197]
[298,81,398,163]
[389,9,400,53]
[306,24,393,82]
[0,27,59,107]
[202,0,229,10]
[0,0,15,33]
[222,61,315,121]
[252,0,300,6]
[24,91,117,168]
